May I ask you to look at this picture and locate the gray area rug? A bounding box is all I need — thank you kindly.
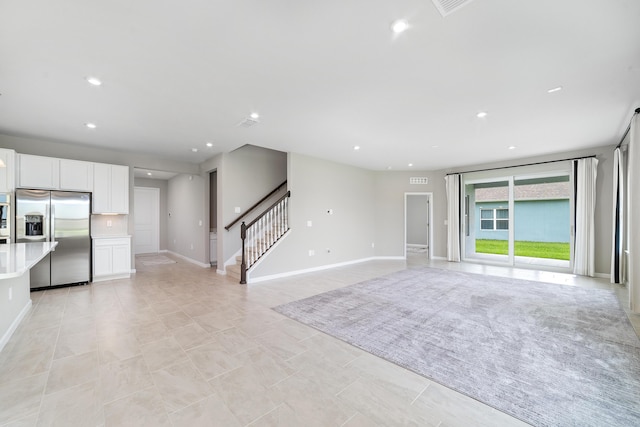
[274,267,640,427]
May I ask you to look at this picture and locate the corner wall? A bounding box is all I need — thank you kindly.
[249,153,376,278]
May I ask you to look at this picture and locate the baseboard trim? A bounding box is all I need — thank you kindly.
[93,273,131,283]
[431,256,447,261]
[0,300,32,353]
[247,256,405,284]
[166,251,211,268]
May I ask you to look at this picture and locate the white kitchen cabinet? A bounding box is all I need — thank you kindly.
[93,236,131,282]
[0,148,16,192]
[17,154,59,189]
[93,163,129,214]
[59,159,93,192]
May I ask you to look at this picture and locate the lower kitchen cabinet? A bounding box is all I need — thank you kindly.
[93,236,131,282]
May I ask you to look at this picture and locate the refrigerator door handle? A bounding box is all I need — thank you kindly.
[49,203,54,242]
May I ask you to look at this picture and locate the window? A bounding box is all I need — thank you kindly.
[480,208,509,230]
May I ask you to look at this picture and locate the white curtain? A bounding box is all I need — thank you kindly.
[610,147,625,283]
[445,174,461,262]
[573,157,598,276]
[628,114,640,313]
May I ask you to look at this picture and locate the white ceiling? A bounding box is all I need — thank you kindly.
[1,0,639,171]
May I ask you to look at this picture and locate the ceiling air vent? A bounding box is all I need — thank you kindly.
[237,117,260,128]
[410,177,429,185]
[431,0,477,17]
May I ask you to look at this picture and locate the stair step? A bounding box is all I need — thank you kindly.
[226,264,241,280]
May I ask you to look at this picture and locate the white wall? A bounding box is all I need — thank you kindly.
[217,145,287,266]
[373,171,446,258]
[250,153,375,278]
[167,174,207,264]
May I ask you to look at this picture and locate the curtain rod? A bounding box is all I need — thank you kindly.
[616,107,640,149]
[445,155,596,176]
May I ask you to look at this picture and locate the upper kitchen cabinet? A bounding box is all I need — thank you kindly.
[59,159,94,192]
[93,163,129,214]
[17,154,59,189]
[0,148,16,192]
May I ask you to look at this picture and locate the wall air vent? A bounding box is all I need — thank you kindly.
[237,117,260,128]
[410,177,429,185]
[431,0,477,17]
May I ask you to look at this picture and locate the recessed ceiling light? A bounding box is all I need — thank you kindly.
[508,146,516,150]
[206,142,213,147]
[147,172,152,176]
[353,145,360,151]
[476,111,488,118]
[391,19,410,34]
[250,112,260,119]
[191,148,198,153]
[86,76,102,86]
[85,122,97,129]
[408,163,413,167]
[547,86,563,93]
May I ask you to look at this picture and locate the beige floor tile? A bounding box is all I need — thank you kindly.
[0,341,56,385]
[254,329,308,360]
[336,378,440,427]
[298,333,365,367]
[211,327,259,354]
[192,311,235,334]
[98,331,141,365]
[140,337,188,371]
[342,411,383,426]
[286,350,360,395]
[151,360,213,412]
[37,380,104,427]
[209,367,281,425]
[169,394,242,427]
[170,322,212,350]
[267,374,356,427]
[149,299,182,316]
[103,388,171,427]
[2,411,39,427]
[45,351,99,395]
[132,320,171,345]
[237,346,297,388]
[0,374,47,425]
[159,310,193,330]
[180,301,213,318]
[186,340,243,380]
[99,355,154,404]
[52,329,97,360]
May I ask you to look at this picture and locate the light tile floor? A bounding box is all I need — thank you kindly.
[1,254,637,426]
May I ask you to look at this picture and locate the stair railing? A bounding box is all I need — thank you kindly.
[225,180,287,231]
[240,191,290,284]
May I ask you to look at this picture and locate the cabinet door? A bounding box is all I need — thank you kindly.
[92,163,111,213]
[0,149,15,192]
[60,159,93,191]
[110,165,129,214]
[18,154,59,189]
[112,243,131,274]
[93,245,113,277]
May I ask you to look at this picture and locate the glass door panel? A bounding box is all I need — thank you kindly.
[464,179,511,264]
[513,175,571,269]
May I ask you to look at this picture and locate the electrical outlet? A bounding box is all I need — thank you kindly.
[190,243,194,250]
[308,249,315,256]
[371,242,375,248]
[235,207,241,213]
[198,220,202,226]
[307,220,313,227]
[106,220,112,227]
[8,287,12,301]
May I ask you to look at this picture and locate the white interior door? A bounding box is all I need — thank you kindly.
[134,187,159,254]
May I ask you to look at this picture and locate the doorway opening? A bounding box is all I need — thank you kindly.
[405,193,432,259]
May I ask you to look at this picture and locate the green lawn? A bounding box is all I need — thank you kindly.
[475,239,570,260]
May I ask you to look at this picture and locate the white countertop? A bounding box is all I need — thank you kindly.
[0,242,59,279]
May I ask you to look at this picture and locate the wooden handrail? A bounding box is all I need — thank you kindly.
[245,191,290,229]
[224,180,287,231]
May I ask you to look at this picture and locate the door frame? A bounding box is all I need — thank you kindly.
[134,186,160,254]
[404,192,433,259]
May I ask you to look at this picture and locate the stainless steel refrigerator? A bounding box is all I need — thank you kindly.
[15,189,91,289]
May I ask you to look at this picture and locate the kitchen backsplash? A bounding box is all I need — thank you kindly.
[91,214,128,236]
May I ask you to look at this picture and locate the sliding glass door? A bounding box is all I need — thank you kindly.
[463,170,573,271]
